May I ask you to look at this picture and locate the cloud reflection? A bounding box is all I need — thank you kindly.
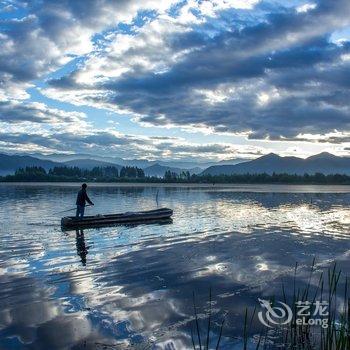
[0,185,349,348]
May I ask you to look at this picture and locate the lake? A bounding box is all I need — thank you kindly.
[0,183,349,349]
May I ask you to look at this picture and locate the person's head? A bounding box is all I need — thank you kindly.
[82,183,87,189]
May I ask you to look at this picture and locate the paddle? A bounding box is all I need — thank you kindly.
[54,204,93,215]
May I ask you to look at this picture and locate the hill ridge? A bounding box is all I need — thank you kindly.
[202,152,350,176]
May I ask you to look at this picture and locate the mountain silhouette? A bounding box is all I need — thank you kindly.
[202,152,350,175]
[2,152,349,177]
[143,164,202,177]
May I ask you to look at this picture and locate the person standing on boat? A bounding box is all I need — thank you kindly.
[76,183,94,219]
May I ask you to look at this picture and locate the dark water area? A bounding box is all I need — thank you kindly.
[0,183,349,349]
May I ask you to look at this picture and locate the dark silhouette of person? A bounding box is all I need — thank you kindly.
[75,229,88,266]
[76,183,94,219]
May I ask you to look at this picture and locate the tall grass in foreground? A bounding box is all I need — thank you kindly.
[191,261,349,349]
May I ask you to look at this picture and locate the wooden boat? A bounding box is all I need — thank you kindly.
[61,207,173,229]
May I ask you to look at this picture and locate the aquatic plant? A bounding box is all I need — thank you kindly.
[191,261,349,349]
[191,288,225,350]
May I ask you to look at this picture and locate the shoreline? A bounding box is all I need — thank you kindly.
[1,181,350,193]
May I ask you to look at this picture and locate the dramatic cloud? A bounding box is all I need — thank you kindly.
[0,100,86,125]
[0,124,265,160]
[1,0,350,159]
[0,0,181,98]
[45,0,350,142]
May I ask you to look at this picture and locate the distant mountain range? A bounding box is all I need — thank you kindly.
[202,152,350,176]
[29,152,248,170]
[143,164,202,177]
[1,152,349,177]
[0,154,58,176]
[62,159,123,170]
[0,153,212,176]
[60,160,203,177]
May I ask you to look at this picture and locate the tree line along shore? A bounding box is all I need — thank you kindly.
[1,165,350,185]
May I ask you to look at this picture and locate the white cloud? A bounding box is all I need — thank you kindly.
[0,99,91,138]
[0,0,182,99]
[42,0,350,143]
[2,0,350,159]
[296,3,317,13]
[197,0,260,17]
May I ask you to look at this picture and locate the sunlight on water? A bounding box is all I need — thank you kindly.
[0,184,349,349]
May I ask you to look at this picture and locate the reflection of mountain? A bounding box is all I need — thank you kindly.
[202,152,350,175]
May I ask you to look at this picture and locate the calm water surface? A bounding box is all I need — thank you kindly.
[0,183,349,349]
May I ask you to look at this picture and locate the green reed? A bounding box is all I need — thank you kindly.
[191,261,349,349]
[191,287,225,350]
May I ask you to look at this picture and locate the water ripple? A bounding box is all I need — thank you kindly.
[0,184,350,349]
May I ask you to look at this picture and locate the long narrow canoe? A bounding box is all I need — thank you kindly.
[61,207,173,229]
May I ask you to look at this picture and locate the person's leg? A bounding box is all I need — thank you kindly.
[76,206,80,218]
[80,205,85,219]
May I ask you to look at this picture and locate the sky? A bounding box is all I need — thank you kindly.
[0,0,350,162]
